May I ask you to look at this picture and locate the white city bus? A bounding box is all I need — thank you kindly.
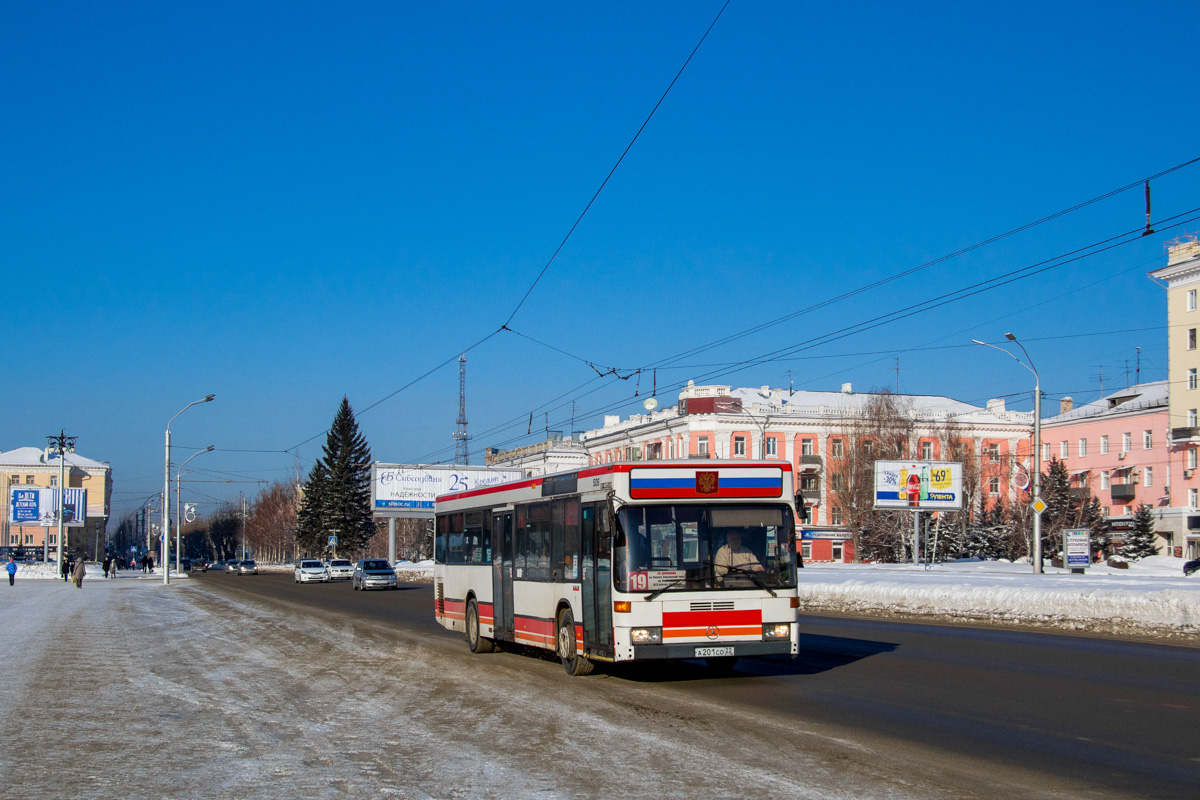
[433,460,800,675]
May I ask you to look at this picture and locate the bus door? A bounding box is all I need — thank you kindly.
[492,512,515,639]
[581,503,613,653]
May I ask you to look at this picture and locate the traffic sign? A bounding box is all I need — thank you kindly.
[328,535,338,547]
[1032,498,1047,514]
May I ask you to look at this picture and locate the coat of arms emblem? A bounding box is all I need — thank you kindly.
[696,471,718,494]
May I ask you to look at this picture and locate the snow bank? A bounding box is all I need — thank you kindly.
[798,557,1200,637]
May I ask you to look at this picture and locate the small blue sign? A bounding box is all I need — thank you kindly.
[328,535,338,547]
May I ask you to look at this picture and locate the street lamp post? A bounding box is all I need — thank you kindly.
[45,430,77,571]
[164,395,215,586]
[175,445,214,574]
[972,334,1043,574]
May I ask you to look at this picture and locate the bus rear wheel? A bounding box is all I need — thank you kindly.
[466,599,495,654]
[557,608,593,676]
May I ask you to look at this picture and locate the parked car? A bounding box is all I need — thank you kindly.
[294,559,330,583]
[237,560,258,575]
[1185,558,1200,577]
[352,559,397,591]
[180,558,192,572]
[326,559,354,581]
[192,559,209,572]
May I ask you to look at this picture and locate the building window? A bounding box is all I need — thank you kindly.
[988,444,1000,462]
[1190,329,1197,350]
[1143,430,1153,450]
[801,438,814,456]
[1042,443,1050,461]
[830,507,843,525]
[800,473,818,491]
[1190,289,1197,311]
[832,543,843,561]
[1190,449,1198,470]
[1100,435,1109,454]
[801,542,811,561]
[1101,471,1110,490]
[921,441,932,460]
[863,439,874,456]
[1190,488,1198,507]
[1191,409,1199,428]
[50,475,58,486]
[25,475,34,485]
[1078,439,1087,457]
[1122,432,1132,452]
[697,439,709,457]
[1144,467,1153,487]
[988,477,1000,495]
[1060,441,1068,459]
[1191,369,1198,390]
[831,472,844,491]
[733,436,746,457]
[831,439,844,458]
[765,437,777,457]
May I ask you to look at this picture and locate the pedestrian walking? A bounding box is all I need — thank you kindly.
[72,557,86,588]
[61,557,72,582]
[5,556,16,587]
[102,556,112,579]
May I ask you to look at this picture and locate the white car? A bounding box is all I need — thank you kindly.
[294,559,329,583]
[326,559,354,581]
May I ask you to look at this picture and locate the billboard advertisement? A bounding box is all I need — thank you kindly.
[9,487,88,526]
[873,461,962,510]
[372,464,523,515]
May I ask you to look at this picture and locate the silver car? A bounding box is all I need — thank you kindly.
[236,560,258,575]
[352,559,397,591]
[294,559,329,583]
[326,558,354,581]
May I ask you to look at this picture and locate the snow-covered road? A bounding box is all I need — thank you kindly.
[0,575,1137,799]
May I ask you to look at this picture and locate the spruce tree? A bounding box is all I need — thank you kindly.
[1120,503,1160,561]
[296,397,374,558]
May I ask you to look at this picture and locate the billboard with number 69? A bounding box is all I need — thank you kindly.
[873,461,962,510]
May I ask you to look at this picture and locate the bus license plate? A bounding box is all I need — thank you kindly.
[694,646,734,658]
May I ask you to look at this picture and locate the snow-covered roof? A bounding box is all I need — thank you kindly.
[1042,380,1168,424]
[0,446,110,469]
[726,386,1026,425]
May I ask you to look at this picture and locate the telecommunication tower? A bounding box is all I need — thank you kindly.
[452,353,470,465]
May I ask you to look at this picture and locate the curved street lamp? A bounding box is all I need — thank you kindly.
[972,334,1043,574]
[164,395,215,585]
[174,445,214,574]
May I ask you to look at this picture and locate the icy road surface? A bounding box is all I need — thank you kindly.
[0,577,1124,799]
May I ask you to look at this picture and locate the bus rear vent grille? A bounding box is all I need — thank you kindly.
[690,601,735,611]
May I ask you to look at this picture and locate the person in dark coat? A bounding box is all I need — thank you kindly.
[61,557,72,582]
[102,556,112,578]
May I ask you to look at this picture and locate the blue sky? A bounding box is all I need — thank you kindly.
[3,1,1198,520]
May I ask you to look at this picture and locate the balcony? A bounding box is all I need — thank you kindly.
[1111,484,1137,502]
[800,454,823,467]
[1172,427,1200,444]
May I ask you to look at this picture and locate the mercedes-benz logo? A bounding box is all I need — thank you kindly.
[706,625,720,640]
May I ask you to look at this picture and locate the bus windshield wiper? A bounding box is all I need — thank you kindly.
[646,578,688,601]
[702,559,777,597]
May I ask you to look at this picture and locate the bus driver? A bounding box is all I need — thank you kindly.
[714,529,763,578]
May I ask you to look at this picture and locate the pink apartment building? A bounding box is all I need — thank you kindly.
[1039,381,1192,557]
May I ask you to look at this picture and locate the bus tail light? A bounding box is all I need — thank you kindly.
[613,601,631,614]
[762,623,790,641]
[631,627,662,644]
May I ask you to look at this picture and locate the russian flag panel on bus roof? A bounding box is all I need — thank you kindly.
[628,466,784,499]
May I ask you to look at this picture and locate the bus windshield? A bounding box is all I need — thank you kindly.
[614,504,795,595]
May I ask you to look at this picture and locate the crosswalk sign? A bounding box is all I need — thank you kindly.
[328,535,337,547]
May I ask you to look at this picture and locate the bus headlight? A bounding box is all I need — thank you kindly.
[762,623,791,641]
[630,627,662,645]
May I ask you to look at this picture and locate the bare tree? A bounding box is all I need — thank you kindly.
[245,482,299,563]
[833,391,915,562]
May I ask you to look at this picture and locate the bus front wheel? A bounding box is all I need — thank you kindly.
[466,599,495,654]
[557,608,593,676]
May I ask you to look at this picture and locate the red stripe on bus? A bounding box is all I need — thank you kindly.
[662,609,762,628]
